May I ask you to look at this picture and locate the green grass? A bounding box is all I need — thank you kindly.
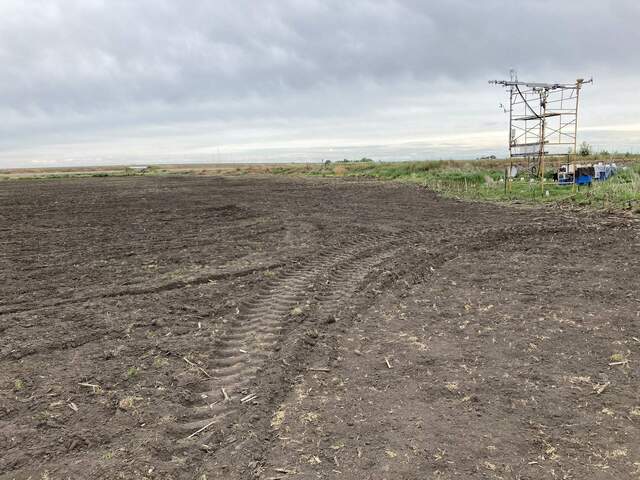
[271,159,640,213]
[3,156,638,213]
[0,165,171,181]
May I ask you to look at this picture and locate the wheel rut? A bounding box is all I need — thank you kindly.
[169,231,406,447]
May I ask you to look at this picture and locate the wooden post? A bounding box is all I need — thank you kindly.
[504,167,508,195]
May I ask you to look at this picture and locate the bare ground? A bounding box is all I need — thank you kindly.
[0,175,638,479]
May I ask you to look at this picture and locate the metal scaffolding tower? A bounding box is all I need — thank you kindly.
[490,71,592,179]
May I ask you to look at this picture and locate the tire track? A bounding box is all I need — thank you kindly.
[0,262,286,318]
[171,231,404,445]
[0,218,320,318]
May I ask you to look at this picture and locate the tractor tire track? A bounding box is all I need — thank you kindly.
[170,231,404,446]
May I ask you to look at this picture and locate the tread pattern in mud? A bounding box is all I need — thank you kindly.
[171,234,403,444]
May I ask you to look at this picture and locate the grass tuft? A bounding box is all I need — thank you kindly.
[268,158,640,212]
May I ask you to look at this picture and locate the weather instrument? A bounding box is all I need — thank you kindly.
[490,71,592,179]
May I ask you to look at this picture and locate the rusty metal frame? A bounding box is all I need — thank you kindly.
[490,73,591,179]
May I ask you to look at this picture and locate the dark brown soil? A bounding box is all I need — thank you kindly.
[1,175,638,480]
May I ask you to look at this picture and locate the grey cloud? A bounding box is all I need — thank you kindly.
[0,0,639,166]
[3,0,639,111]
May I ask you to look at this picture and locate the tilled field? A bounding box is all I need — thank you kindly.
[0,175,639,479]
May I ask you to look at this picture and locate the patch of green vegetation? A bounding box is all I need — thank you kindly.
[610,353,625,362]
[102,451,114,460]
[153,356,169,368]
[14,378,25,391]
[270,158,640,213]
[126,366,139,378]
[4,156,638,212]
[1,164,177,181]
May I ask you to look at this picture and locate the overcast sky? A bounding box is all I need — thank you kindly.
[1,0,639,168]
